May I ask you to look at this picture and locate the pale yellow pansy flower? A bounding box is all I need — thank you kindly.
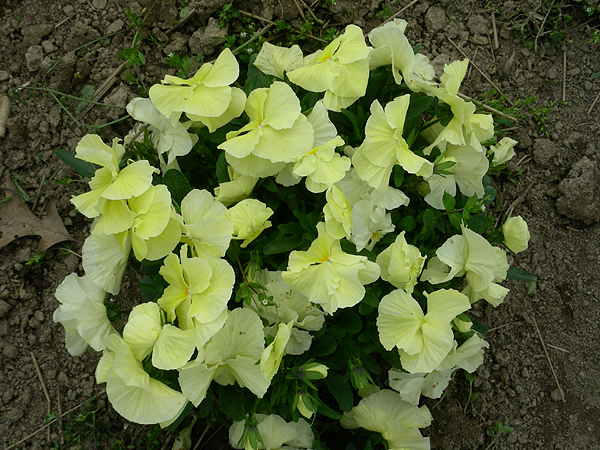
[122,302,197,371]
[368,19,435,92]
[149,48,240,120]
[336,168,410,210]
[53,273,118,356]
[96,335,188,425]
[187,87,247,133]
[461,247,510,307]
[157,245,234,325]
[254,41,304,79]
[245,270,325,355]
[350,199,395,252]
[128,184,182,261]
[437,334,490,373]
[224,198,273,247]
[221,87,321,181]
[421,225,501,294]
[218,81,313,165]
[178,308,270,406]
[229,414,314,450]
[214,166,258,206]
[260,321,294,382]
[377,288,471,373]
[340,389,431,450]
[126,97,199,165]
[502,215,530,253]
[389,333,489,406]
[490,136,518,166]
[376,231,426,293]
[82,229,131,295]
[71,134,157,223]
[388,368,454,406]
[282,222,380,315]
[353,96,434,191]
[425,60,494,154]
[323,184,353,240]
[293,136,350,193]
[179,189,233,258]
[287,24,372,111]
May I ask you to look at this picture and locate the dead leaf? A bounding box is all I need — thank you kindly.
[0,178,74,252]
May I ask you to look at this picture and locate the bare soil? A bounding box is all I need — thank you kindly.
[0,1,599,449]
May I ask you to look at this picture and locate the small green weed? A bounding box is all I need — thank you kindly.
[485,421,514,449]
[25,252,46,266]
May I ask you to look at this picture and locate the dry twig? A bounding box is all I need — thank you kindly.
[491,12,499,49]
[547,344,570,353]
[192,425,211,450]
[238,10,327,43]
[5,390,107,450]
[562,50,567,102]
[457,92,519,123]
[292,0,306,20]
[487,322,514,333]
[75,61,128,121]
[382,0,419,25]
[532,315,566,402]
[534,0,556,52]
[587,91,600,115]
[31,351,52,441]
[505,182,534,221]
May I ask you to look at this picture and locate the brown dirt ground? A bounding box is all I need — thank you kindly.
[0,0,599,449]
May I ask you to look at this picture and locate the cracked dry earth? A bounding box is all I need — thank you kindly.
[0,0,599,449]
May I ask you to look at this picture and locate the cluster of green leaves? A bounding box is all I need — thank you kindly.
[509,0,598,49]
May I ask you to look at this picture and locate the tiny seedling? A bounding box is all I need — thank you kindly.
[485,421,514,449]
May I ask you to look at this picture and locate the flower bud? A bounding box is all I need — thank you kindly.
[295,390,315,419]
[502,216,530,253]
[348,358,374,391]
[298,362,328,380]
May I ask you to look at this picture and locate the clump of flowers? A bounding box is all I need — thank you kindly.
[54,20,532,450]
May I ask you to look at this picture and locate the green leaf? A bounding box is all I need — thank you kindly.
[310,334,338,357]
[506,266,536,282]
[360,353,381,375]
[333,309,362,334]
[316,400,342,420]
[293,210,317,232]
[467,214,489,234]
[361,290,379,309]
[482,175,497,205]
[398,215,416,232]
[423,209,436,230]
[216,152,230,183]
[324,372,354,412]
[263,235,300,255]
[442,192,456,212]
[358,301,375,315]
[393,165,404,187]
[471,318,489,336]
[406,94,434,119]
[245,53,273,94]
[218,384,248,421]
[448,211,463,231]
[163,169,192,205]
[54,148,98,178]
[198,390,214,418]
